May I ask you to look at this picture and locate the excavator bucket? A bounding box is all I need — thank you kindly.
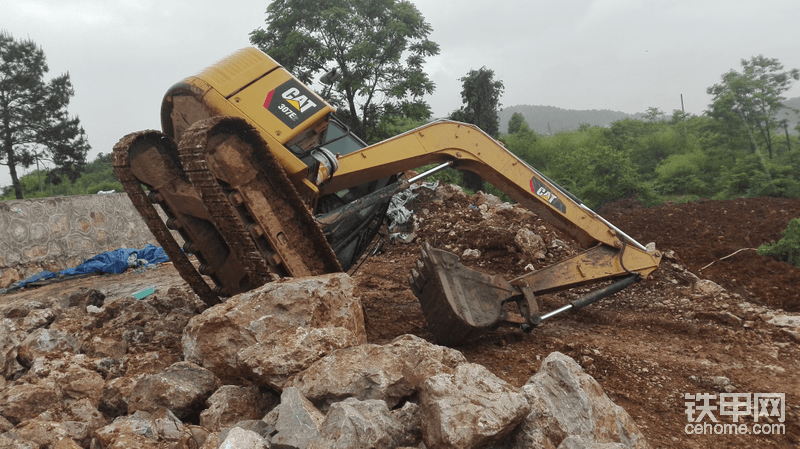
[408,242,519,346]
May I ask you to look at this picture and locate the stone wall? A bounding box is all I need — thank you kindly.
[0,193,164,279]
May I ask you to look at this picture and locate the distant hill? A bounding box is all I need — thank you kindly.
[499,105,644,134]
[501,96,800,135]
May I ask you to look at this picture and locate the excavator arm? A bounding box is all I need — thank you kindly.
[323,120,661,345]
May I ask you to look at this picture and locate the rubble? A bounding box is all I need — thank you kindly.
[0,193,797,447]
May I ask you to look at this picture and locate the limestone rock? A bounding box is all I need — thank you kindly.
[93,408,192,448]
[508,352,648,449]
[66,288,105,309]
[289,334,464,411]
[218,427,270,448]
[419,362,530,449]
[0,434,37,448]
[435,184,466,202]
[182,273,366,384]
[239,326,358,390]
[515,227,547,260]
[100,376,139,417]
[199,385,276,432]
[17,328,79,365]
[270,387,324,449]
[0,318,26,379]
[17,398,107,446]
[127,361,219,420]
[693,279,724,297]
[0,268,22,289]
[0,356,104,424]
[307,398,415,449]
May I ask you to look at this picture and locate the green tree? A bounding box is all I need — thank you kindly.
[507,112,530,134]
[707,55,799,159]
[0,31,90,199]
[757,218,800,268]
[449,66,504,191]
[250,0,439,142]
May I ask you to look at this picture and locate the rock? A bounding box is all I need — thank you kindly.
[100,376,138,417]
[693,279,724,297]
[270,387,325,448]
[218,427,269,448]
[472,191,503,208]
[53,438,83,449]
[17,328,79,366]
[0,356,104,424]
[124,351,181,377]
[219,420,274,442]
[507,352,647,449]
[19,398,107,446]
[435,184,466,202]
[461,248,481,259]
[182,273,366,384]
[419,363,530,449]
[515,228,547,259]
[0,268,22,289]
[307,398,415,449]
[0,318,26,379]
[92,411,159,448]
[239,326,358,390]
[82,335,128,360]
[199,385,277,432]
[289,334,465,411]
[0,434,37,448]
[66,288,105,309]
[19,308,56,332]
[3,421,72,449]
[695,311,743,328]
[768,314,800,328]
[127,361,220,420]
[558,435,627,449]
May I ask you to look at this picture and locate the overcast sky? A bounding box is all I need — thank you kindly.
[3,0,800,189]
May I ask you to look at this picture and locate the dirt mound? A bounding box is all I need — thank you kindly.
[599,197,800,311]
[355,191,800,448]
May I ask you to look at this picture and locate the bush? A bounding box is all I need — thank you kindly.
[757,218,800,267]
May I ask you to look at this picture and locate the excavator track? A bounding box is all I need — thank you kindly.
[177,116,341,281]
[112,131,219,306]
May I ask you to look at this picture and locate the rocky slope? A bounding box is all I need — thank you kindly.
[0,185,798,448]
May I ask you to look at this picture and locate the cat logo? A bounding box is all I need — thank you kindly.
[263,79,323,129]
[530,176,567,214]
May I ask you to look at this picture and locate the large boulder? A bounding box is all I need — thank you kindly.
[182,273,365,385]
[239,326,358,390]
[307,398,419,449]
[267,387,325,449]
[92,408,194,448]
[0,318,26,379]
[127,361,219,420]
[419,363,530,449]
[17,328,79,365]
[199,385,276,432]
[0,356,104,424]
[506,352,648,449]
[288,334,465,411]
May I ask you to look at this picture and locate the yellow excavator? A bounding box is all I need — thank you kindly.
[113,48,661,346]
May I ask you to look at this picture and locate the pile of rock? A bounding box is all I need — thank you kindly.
[0,272,648,448]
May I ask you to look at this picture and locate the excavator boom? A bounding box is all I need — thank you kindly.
[114,47,661,345]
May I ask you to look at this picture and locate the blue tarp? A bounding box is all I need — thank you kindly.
[12,244,169,290]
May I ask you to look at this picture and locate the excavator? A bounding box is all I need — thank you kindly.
[113,48,662,346]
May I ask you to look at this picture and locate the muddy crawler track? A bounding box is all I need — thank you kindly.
[111,131,219,306]
[178,116,341,283]
[178,121,274,291]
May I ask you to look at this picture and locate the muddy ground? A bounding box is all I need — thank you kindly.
[3,193,799,448]
[356,193,800,448]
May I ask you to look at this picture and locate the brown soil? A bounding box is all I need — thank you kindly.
[3,194,799,448]
[355,193,800,448]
